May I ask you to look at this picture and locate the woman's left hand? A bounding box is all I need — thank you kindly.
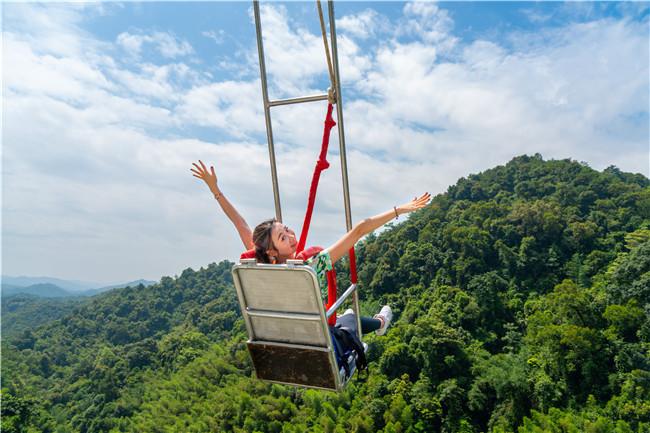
[397,192,431,215]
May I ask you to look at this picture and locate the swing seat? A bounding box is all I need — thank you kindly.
[232,258,364,391]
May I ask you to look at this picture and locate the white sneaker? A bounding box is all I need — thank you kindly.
[342,308,354,316]
[375,305,392,336]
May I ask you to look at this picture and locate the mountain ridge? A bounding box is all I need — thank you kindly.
[1,278,157,298]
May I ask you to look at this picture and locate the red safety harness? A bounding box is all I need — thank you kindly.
[241,104,358,325]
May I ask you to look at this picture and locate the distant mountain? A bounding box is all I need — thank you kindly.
[2,283,72,298]
[1,280,155,336]
[1,277,157,297]
[1,276,104,292]
[1,283,25,293]
[84,279,156,296]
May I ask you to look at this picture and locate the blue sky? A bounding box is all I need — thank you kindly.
[2,1,648,284]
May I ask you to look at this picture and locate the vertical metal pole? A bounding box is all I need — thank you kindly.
[254,0,283,222]
[327,1,352,232]
[328,1,362,341]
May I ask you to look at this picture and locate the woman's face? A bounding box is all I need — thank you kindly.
[269,222,297,260]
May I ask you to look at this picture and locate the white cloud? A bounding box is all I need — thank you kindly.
[202,29,226,45]
[4,35,114,103]
[353,15,648,176]
[247,5,374,97]
[399,1,456,46]
[117,31,194,59]
[176,80,265,138]
[116,32,145,57]
[2,3,106,57]
[520,7,553,24]
[255,4,327,96]
[335,34,374,85]
[108,62,202,102]
[337,9,390,40]
[155,32,194,58]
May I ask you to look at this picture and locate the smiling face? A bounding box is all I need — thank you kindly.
[268,222,297,262]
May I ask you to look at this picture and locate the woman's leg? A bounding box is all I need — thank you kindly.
[336,308,390,335]
[360,316,382,334]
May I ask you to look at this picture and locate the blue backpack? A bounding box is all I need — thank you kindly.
[329,313,367,379]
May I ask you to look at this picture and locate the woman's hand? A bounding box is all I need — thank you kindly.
[397,192,431,215]
[191,160,253,249]
[191,160,219,195]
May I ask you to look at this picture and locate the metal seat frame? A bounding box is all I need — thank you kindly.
[232,259,363,391]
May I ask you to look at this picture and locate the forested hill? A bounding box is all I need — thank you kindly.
[3,155,649,433]
[2,295,88,338]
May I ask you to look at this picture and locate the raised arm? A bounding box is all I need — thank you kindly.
[191,160,254,250]
[327,192,431,264]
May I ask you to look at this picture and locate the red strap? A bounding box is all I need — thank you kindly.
[296,104,336,254]
[294,103,339,325]
[293,103,359,322]
[325,249,356,325]
[349,248,358,284]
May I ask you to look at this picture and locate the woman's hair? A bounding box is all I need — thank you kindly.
[252,218,277,263]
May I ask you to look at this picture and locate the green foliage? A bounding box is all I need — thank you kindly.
[1,391,39,433]
[525,280,612,403]
[1,294,87,338]
[158,326,210,370]
[3,155,649,432]
[606,238,650,304]
[519,404,635,433]
[604,300,645,342]
[469,351,531,431]
[606,369,650,429]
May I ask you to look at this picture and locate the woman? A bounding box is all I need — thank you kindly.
[191,160,430,335]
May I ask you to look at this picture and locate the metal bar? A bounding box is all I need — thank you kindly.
[246,310,322,321]
[231,269,256,345]
[325,284,357,318]
[256,377,338,392]
[253,1,282,222]
[269,94,329,107]
[328,1,351,232]
[248,339,330,352]
[327,0,362,341]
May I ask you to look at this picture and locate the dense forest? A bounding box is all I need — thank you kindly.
[2,295,88,338]
[2,155,649,433]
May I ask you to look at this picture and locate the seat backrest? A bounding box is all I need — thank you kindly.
[232,260,343,390]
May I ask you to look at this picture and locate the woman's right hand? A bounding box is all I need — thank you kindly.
[191,160,219,195]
